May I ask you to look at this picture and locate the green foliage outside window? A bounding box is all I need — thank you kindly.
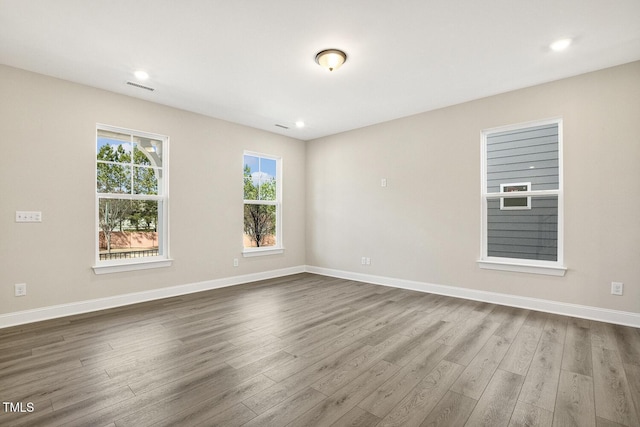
[243,164,277,247]
[97,144,159,253]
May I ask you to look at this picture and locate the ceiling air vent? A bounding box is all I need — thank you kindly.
[275,124,289,129]
[126,81,155,91]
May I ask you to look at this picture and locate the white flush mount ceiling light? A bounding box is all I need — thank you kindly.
[550,38,572,52]
[315,49,347,71]
[295,120,305,128]
[134,70,149,80]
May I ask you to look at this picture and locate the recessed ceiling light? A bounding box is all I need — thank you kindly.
[550,38,572,52]
[134,70,149,80]
[295,121,305,128]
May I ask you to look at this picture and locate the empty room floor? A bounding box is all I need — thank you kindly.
[1,273,639,426]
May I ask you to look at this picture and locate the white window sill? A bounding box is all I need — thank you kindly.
[93,258,173,275]
[477,259,566,276]
[242,247,284,257]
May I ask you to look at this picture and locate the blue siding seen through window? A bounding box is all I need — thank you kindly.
[486,124,559,261]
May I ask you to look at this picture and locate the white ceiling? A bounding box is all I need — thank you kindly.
[1,0,639,141]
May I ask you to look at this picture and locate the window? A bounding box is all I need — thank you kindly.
[94,124,170,273]
[479,119,565,276]
[500,182,531,210]
[243,151,282,256]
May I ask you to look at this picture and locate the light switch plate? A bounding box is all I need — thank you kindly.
[16,211,42,222]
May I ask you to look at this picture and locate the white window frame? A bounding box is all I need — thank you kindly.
[242,151,283,257]
[93,124,171,274]
[478,118,566,276]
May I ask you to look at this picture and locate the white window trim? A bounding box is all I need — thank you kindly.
[93,124,171,274]
[242,151,283,256]
[93,259,173,275]
[479,118,565,276]
[500,182,531,210]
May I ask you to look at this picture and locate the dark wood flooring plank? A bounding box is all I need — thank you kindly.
[518,316,567,412]
[562,318,593,376]
[241,387,327,427]
[281,324,365,358]
[464,369,524,427]
[441,300,481,323]
[509,401,553,427]
[359,309,423,347]
[596,416,628,427]
[450,334,510,400]
[623,362,640,427]
[612,325,640,367]
[592,345,639,427]
[444,317,501,366]
[0,359,83,390]
[131,375,273,427]
[2,365,110,404]
[590,321,619,350]
[360,304,409,332]
[329,406,380,427]
[9,384,134,427]
[435,316,481,347]
[552,370,596,427]
[493,307,530,343]
[418,390,476,427]
[358,343,450,418]
[523,310,549,329]
[499,324,543,376]
[50,377,131,412]
[383,321,453,368]
[243,341,371,415]
[376,360,464,427]
[262,329,371,383]
[288,360,399,426]
[193,403,257,427]
[312,334,404,396]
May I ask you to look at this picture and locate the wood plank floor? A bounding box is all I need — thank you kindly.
[1,273,639,427]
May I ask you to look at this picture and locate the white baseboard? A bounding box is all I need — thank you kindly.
[305,266,640,328]
[0,266,305,329]
[2,265,638,329]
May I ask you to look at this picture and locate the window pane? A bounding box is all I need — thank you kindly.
[134,137,163,167]
[244,155,259,200]
[487,196,558,261]
[97,162,131,194]
[97,133,132,164]
[243,154,277,201]
[243,204,276,248]
[259,158,277,201]
[133,166,159,195]
[98,198,160,260]
[486,124,559,192]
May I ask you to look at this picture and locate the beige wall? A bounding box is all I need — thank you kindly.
[2,61,639,319]
[0,65,306,315]
[306,61,640,313]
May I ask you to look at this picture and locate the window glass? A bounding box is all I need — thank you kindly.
[481,120,563,271]
[243,153,280,250]
[96,125,168,266]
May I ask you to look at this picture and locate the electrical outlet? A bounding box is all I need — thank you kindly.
[366,257,371,265]
[233,258,239,267]
[611,282,623,296]
[15,283,27,297]
[361,257,366,265]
